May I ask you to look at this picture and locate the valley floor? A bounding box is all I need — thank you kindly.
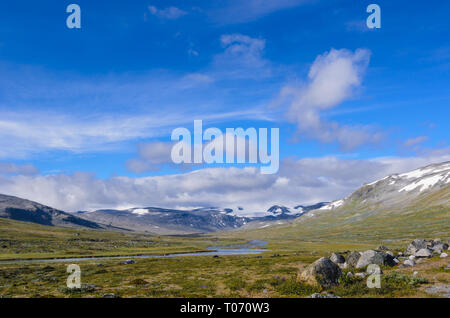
[0,217,449,298]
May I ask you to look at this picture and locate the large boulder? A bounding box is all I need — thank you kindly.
[405,239,428,255]
[355,250,396,268]
[330,253,345,264]
[298,257,342,289]
[346,251,362,268]
[415,248,433,258]
[382,252,397,266]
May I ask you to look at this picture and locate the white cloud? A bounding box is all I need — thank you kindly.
[148,5,187,20]
[404,136,428,148]
[209,0,311,24]
[126,131,262,174]
[213,34,271,79]
[278,48,382,150]
[0,107,272,159]
[0,162,39,176]
[1,153,449,213]
[126,141,175,173]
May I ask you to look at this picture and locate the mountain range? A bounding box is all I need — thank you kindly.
[0,161,448,234]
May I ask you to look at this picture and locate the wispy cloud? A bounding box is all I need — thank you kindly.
[0,36,278,159]
[0,109,272,159]
[208,0,312,24]
[0,162,39,176]
[404,136,428,148]
[212,33,273,80]
[148,5,188,20]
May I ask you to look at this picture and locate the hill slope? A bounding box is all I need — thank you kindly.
[0,194,102,229]
[228,161,450,249]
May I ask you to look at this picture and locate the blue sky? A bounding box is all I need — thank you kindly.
[0,0,449,211]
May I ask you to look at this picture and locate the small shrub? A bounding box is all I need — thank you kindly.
[275,279,321,296]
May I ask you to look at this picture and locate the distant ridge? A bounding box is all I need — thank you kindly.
[0,193,102,229]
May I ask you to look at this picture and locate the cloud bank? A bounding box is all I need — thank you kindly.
[1,154,449,213]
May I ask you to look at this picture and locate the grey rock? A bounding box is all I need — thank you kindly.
[382,252,398,266]
[415,248,433,258]
[346,272,354,278]
[409,255,416,261]
[377,245,389,251]
[432,243,449,253]
[386,251,394,256]
[339,262,348,269]
[355,273,367,278]
[298,257,342,288]
[440,253,448,258]
[346,251,362,268]
[330,252,345,264]
[405,239,427,255]
[356,250,395,268]
[431,238,442,245]
[103,293,116,298]
[120,259,135,264]
[403,259,415,267]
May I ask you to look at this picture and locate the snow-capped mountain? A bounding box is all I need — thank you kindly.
[73,203,329,234]
[75,207,250,234]
[305,161,450,217]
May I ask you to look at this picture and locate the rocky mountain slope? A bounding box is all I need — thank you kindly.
[235,161,450,244]
[0,194,102,229]
[308,161,450,216]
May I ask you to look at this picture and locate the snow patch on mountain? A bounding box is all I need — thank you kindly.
[130,208,150,216]
[399,171,450,192]
[399,162,450,179]
[319,199,344,210]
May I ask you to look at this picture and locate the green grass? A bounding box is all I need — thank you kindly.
[0,217,242,261]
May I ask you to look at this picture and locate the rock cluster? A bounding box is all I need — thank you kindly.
[405,239,448,257]
[298,238,449,290]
